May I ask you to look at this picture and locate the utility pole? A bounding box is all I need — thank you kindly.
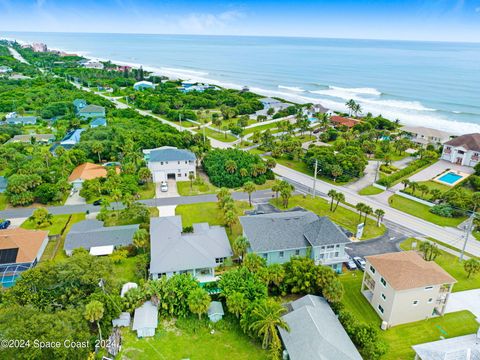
[460,211,475,261]
[313,159,318,198]
[179,113,182,127]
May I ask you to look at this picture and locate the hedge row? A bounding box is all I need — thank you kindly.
[376,159,433,188]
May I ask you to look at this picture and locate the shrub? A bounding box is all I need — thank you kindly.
[377,159,432,188]
[429,204,464,218]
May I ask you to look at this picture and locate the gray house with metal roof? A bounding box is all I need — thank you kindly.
[5,116,37,125]
[143,146,196,182]
[64,219,139,256]
[279,295,362,360]
[78,104,106,119]
[239,210,350,273]
[149,215,232,282]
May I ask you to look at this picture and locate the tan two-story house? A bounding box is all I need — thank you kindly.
[361,251,456,327]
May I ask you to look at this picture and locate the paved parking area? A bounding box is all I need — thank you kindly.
[155,179,179,198]
[64,190,86,205]
[445,289,480,318]
[345,229,407,258]
[157,205,176,217]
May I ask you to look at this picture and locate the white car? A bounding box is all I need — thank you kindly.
[353,256,366,271]
[345,257,357,270]
[160,181,168,192]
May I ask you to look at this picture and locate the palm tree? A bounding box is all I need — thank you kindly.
[225,160,237,174]
[239,168,248,177]
[133,228,149,253]
[330,164,343,182]
[418,184,430,198]
[374,209,385,226]
[187,288,211,319]
[224,210,237,233]
[328,189,337,211]
[409,181,418,195]
[226,292,248,318]
[363,205,373,225]
[345,99,356,116]
[84,300,105,342]
[333,192,345,212]
[248,299,289,351]
[280,182,294,208]
[401,179,410,191]
[271,179,282,205]
[233,236,250,261]
[138,167,152,184]
[356,202,366,221]
[242,181,256,207]
[216,187,230,208]
[188,173,195,190]
[91,141,104,163]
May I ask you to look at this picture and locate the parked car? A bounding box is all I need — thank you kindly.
[345,257,357,270]
[0,219,11,229]
[353,256,366,271]
[160,181,168,192]
[313,128,321,134]
[93,199,102,206]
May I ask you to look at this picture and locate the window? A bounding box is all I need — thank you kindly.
[413,300,419,306]
[160,161,164,165]
[370,265,376,274]
[178,161,180,164]
[428,298,433,303]
[319,254,325,259]
[295,249,300,256]
[327,245,334,249]
[185,173,187,177]
[380,277,387,287]
[321,246,325,250]
[215,257,226,264]
[279,251,284,258]
[185,161,188,164]
[378,305,384,314]
[381,293,386,301]
[335,252,339,257]
[424,286,433,290]
[177,174,181,178]
[165,161,168,164]
[262,253,268,260]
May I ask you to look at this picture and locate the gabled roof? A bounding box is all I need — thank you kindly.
[149,216,232,274]
[279,295,362,360]
[68,162,109,182]
[402,126,451,139]
[132,301,158,330]
[330,116,360,128]
[239,210,350,253]
[90,117,107,126]
[208,301,224,316]
[412,332,480,360]
[444,133,480,151]
[64,219,139,252]
[78,104,105,114]
[60,128,85,145]
[73,99,86,107]
[0,228,49,263]
[366,251,456,290]
[6,116,37,124]
[145,146,196,162]
[8,134,55,143]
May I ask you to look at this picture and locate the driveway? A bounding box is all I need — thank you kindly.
[345,229,407,258]
[64,190,87,205]
[157,205,177,217]
[155,179,179,198]
[346,160,379,192]
[445,289,480,318]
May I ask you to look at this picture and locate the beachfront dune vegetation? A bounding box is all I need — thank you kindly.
[202,148,274,188]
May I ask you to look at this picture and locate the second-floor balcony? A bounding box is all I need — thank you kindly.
[363,277,376,291]
[315,254,349,266]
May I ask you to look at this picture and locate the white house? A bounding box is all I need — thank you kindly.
[402,126,451,148]
[84,60,104,69]
[143,146,196,182]
[441,133,480,167]
[133,81,156,90]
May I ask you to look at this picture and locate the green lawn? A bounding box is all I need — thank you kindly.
[111,256,141,284]
[339,271,381,324]
[243,122,280,135]
[175,201,252,241]
[102,207,159,227]
[273,195,386,239]
[358,185,384,196]
[119,316,268,360]
[274,157,313,176]
[382,311,479,360]
[401,238,480,292]
[138,182,155,199]
[339,270,479,360]
[402,180,451,200]
[389,194,467,227]
[177,180,218,196]
[51,213,86,261]
[21,214,72,235]
[0,194,6,210]
[203,127,237,142]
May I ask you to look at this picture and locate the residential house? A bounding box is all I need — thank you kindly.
[0,66,12,74]
[112,312,131,328]
[361,251,456,327]
[52,128,85,152]
[412,327,480,359]
[402,126,451,147]
[239,210,351,273]
[133,80,156,90]
[330,116,360,129]
[64,219,139,256]
[441,133,480,167]
[132,301,158,338]
[0,176,8,193]
[32,43,47,52]
[278,295,362,360]
[0,228,49,287]
[181,84,219,93]
[68,162,112,189]
[143,146,196,182]
[7,134,54,144]
[90,117,107,128]
[208,301,224,323]
[259,97,291,110]
[149,215,232,282]
[78,104,106,119]
[5,116,37,125]
[73,99,87,112]
[5,112,17,119]
[84,60,104,69]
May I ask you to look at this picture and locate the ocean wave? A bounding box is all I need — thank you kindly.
[278,85,305,92]
[326,85,382,96]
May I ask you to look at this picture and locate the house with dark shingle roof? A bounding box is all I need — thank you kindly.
[78,104,105,119]
[441,133,480,167]
[143,146,196,182]
[279,295,363,360]
[239,210,351,273]
[64,219,139,256]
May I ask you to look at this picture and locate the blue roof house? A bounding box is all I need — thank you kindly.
[78,104,105,119]
[90,117,107,128]
[5,116,37,125]
[51,128,85,153]
[73,99,87,113]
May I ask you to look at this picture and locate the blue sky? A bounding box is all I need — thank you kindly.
[1,0,480,42]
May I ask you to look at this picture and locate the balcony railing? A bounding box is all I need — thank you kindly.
[364,277,376,291]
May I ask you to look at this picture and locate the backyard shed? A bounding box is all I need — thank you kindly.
[208,301,224,323]
[121,282,138,297]
[132,301,158,338]
[112,312,131,327]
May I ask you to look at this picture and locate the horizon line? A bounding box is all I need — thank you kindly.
[1,29,479,45]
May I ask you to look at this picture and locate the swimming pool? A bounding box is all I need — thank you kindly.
[0,275,20,288]
[308,117,317,123]
[437,172,463,184]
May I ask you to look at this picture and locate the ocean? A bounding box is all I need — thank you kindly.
[2,31,479,134]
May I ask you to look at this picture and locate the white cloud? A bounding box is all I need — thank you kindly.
[177,10,243,34]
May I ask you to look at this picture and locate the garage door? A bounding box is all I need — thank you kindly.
[167,173,176,180]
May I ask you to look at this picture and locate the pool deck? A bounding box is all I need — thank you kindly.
[433,169,471,187]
